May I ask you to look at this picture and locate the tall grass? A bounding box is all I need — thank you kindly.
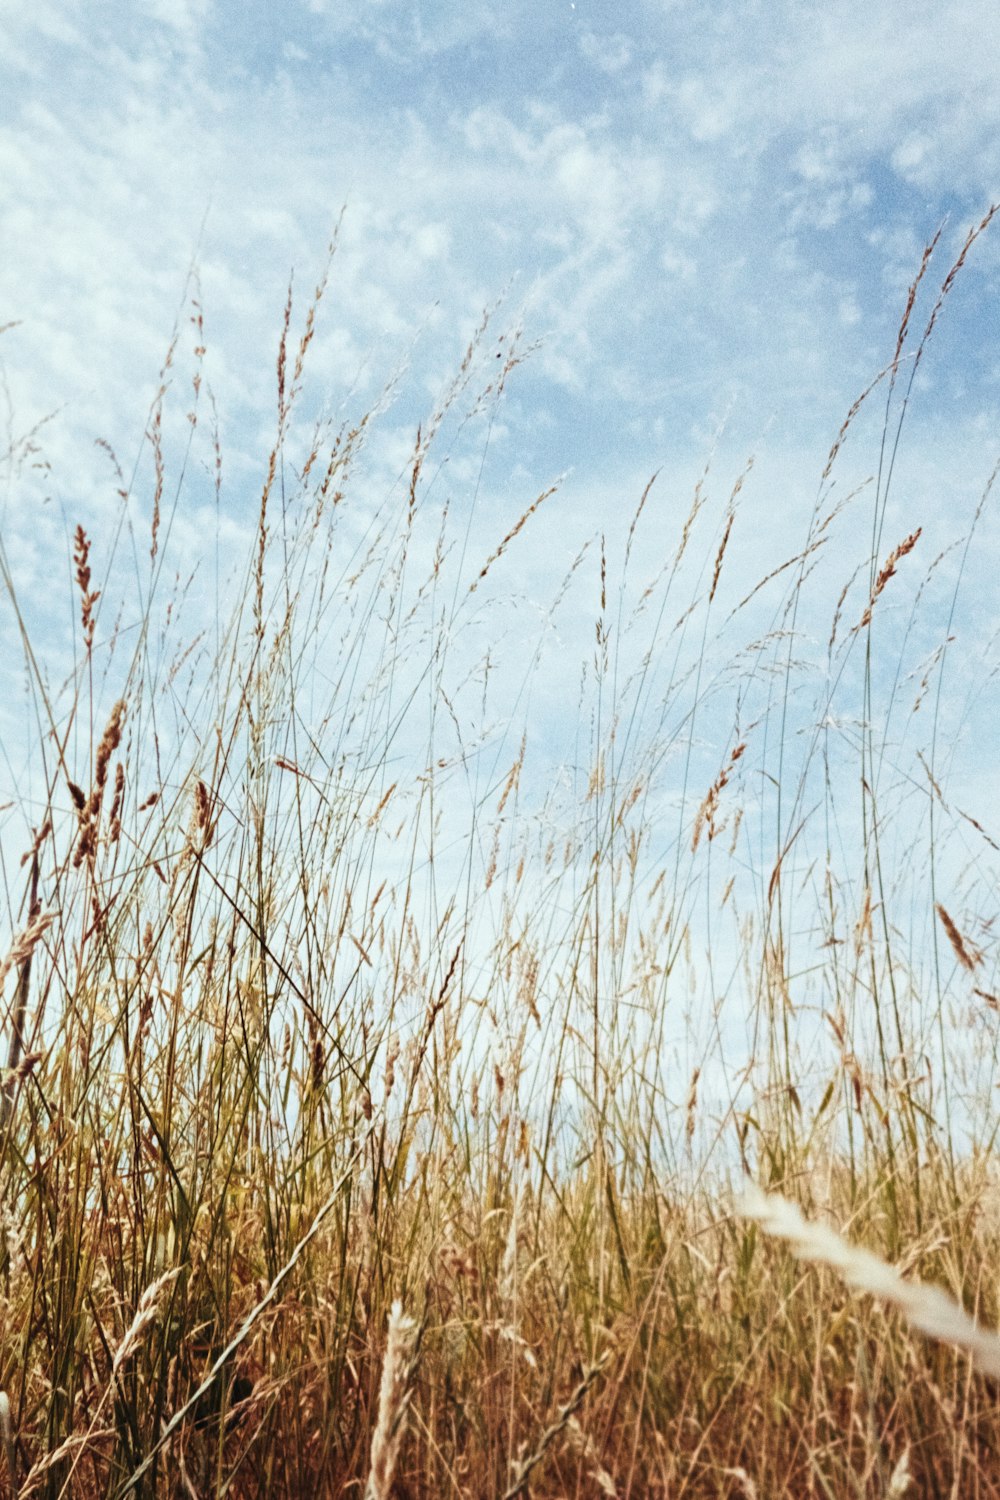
[1,212,999,1497]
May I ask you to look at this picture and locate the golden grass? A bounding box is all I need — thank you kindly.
[0,217,999,1497]
[740,1185,1000,1378]
[365,1302,417,1500]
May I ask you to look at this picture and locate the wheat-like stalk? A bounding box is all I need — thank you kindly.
[0,910,55,997]
[364,1301,418,1500]
[503,1352,611,1499]
[19,1432,117,1500]
[740,1184,1000,1377]
[110,1268,182,1380]
[17,1270,183,1500]
[0,1390,16,1500]
[566,1415,617,1496]
[886,1447,913,1497]
[2,223,998,1496]
[118,1138,372,1496]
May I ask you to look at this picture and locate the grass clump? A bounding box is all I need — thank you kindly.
[1,212,1000,1497]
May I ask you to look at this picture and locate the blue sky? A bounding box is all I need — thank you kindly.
[5,0,999,490]
[2,0,1000,1099]
[3,0,999,735]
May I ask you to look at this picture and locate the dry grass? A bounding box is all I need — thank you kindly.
[365,1303,418,1500]
[740,1185,1000,1378]
[1,218,999,1497]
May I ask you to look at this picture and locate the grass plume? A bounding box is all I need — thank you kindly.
[0,218,998,1496]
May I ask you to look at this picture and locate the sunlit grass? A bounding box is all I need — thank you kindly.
[1,210,999,1497]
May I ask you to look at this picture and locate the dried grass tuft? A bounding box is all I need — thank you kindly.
[740,1185,1000,1377]
[0,909,55,995]
[364,1301,419,1500]
[856,528,922,630]
[886,1447,913,1497]
[936,902,980,972]
[0,1390,16,1500]
[111,1268,182,1379]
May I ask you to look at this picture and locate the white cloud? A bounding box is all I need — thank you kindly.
[2,0,997,665]
[578,30,632,74]
[142,0,210,47]
[837,295,861,327]
[675,75,737,143]
[661,246,697,283]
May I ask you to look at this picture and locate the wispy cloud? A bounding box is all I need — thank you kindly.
[2,0,998,800]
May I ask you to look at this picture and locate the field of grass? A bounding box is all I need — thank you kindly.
[2,213,1000,1498]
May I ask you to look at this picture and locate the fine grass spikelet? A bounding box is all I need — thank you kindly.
[0,1391,15,1499]
[365,1300,418,1500]
[740,1184,1000,1377]
[112,1268,182,1379]
[1,222,999,1495]
[887,1448,913,1497]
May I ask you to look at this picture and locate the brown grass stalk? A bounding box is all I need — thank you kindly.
[740,1185,1000,1378]
[364,1302,419,1500]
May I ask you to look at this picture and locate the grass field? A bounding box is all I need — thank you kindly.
[2,213,1000,1498]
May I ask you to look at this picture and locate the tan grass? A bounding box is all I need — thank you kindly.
[0,907,55,996]
[886,1447,913,1497]
[0,1390,15,1500]
[110,1268,182,1380]
[502,1353,612,1500]
[936,902,980,972]
[0,222,998,1498]
[855,527,922,631]
[740,1184,1000,1378]
[364,1301,418,1500]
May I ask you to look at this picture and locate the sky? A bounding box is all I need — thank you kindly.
[4,0,999,487]
[2,0,1000,1108]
